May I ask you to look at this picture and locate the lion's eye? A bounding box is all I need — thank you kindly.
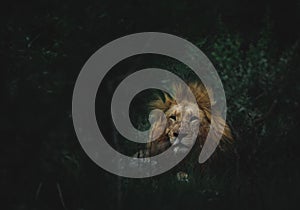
[169,115,176,121]
[190,116,199,122]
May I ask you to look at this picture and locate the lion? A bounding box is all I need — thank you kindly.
[134,82,233,178]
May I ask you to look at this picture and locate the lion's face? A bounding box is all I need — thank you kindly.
[164,101,201,153]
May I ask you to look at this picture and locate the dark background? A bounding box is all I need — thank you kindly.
[1,0,300,209]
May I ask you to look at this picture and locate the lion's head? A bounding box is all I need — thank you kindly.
[145,82,233,157]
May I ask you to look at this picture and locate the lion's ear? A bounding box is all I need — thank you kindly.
[146,109,168,152]
[148,110,167,141]
[149,92,175,112]
[147,91,175,141]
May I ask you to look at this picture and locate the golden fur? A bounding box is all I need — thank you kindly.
[135,82,233,158]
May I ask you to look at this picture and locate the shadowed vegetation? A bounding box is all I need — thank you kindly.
[1,1,299,210]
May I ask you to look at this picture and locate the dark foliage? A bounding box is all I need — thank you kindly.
[1,0,299,210]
